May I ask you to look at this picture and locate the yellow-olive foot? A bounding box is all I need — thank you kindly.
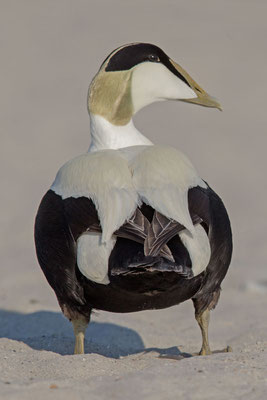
[192,345,233,356]
[199,346,212,356]
[211,345,233,354]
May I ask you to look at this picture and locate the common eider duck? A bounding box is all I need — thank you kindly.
[34,43,232,355]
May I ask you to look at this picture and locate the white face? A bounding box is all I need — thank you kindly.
[131,62,197,113]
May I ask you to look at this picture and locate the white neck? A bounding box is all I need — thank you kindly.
[88,114,153,152]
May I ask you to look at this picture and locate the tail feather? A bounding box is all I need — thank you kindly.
[110,254,193,279]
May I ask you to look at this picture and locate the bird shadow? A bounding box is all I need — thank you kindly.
[0,309,191,359]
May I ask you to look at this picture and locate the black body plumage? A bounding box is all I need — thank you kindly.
[34,185,232,319]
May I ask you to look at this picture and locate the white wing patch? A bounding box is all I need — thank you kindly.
[179,224,211,277]
[77,232,116,284]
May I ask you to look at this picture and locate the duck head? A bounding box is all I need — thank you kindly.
[88,42,221,126]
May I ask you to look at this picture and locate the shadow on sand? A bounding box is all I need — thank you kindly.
[0,309,191,359]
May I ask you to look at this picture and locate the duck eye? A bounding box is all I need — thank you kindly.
[148,54,160,62]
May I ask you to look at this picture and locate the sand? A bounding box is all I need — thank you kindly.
[1,1,267,399]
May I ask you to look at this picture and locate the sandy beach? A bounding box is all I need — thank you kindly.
[1,1,267,398]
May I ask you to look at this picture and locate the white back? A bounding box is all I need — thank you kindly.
[51,151,139,243]
[127,145,206,234]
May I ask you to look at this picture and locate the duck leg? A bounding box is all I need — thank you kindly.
[195,308,212,355]
[72,316,89,355]
[193,295,233,356]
